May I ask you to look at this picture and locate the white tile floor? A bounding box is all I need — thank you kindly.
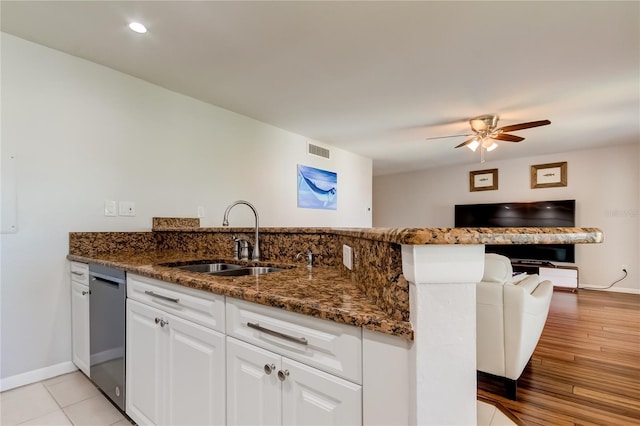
[2,371,513,426]
[477,400,517,426]
[0,372,132,426]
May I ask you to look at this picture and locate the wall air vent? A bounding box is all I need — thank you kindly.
[307,143,330,159]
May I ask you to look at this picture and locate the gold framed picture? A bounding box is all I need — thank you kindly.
[470,168,498,192]
[531,162,567,188]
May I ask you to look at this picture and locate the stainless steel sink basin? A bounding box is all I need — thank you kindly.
[160,261,285,277]
[177,263,243,273]
[209,266,284,277]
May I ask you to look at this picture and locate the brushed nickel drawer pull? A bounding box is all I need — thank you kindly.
[145,291,179,304]
[247,322,308,345]
[277,369,289,382]
[154,317,169,327]
[71,271,85,276]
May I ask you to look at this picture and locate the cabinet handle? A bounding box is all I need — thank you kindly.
[277,370,289,382]
[264,364,276,375]
[247,322,308,346]
[145,291,179,304]
[81,290,89,296]
[154,317,169,328]
[71,271,85,276]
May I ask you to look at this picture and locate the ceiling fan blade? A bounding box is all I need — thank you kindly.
[425,133,473,141]
[497,120,551,133]
[454,137,477,149]
[493,133,525,142]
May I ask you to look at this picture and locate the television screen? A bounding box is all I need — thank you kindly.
[455,200,576,263]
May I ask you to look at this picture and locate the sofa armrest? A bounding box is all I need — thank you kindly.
[503,280,553,379]
[476,280,507,377]
[514,274,541,294]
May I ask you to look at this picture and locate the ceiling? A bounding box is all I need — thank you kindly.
[2,1,638,175]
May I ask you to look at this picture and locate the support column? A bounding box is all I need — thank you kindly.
[402,244,485,425]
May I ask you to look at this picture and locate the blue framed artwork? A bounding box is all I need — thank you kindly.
[297,165,337,210]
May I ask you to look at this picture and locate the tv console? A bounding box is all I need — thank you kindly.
[512,261,579,292]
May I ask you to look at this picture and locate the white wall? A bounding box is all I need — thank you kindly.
[0,33,372,385]
[373,144,639,294]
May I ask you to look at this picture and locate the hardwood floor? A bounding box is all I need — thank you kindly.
[478,289,640,426]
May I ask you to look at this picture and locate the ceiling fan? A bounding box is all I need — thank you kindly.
[426,114,551,162]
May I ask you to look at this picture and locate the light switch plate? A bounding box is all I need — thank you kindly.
[119,201,135,216]
[104,200,117,217]
[343,244,353,270]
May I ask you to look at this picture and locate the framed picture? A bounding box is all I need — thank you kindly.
[469,168,498,192]
[531,162,567,188]
[297,164,337,210]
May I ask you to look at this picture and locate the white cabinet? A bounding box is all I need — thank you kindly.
[226,337,281,425]
[70,262,90,377]
[227,337,361,426]
[126,299,164,425]
[123,274,409,426]
[226,299,362,426]
[126,275,226,426]
[226,298,362,383]
[282,355,361,425]
[539,265,579,290]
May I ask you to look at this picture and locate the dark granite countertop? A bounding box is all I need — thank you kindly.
[67,250,415,340]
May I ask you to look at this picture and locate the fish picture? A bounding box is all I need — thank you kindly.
[297,165,337,210]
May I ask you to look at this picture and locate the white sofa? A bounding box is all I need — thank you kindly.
[477,254,554,399]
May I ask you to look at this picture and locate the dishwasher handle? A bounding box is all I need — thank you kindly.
[89,271,125,285]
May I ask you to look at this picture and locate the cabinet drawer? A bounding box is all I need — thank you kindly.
[226,298,362,384]
[539,267,577,279]
[539,267,578,288]
[70,262,89,285]
[127,274,225,333]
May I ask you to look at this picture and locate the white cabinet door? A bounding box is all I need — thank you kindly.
[227,337,281,426]
[71,281,90,377]
[126,299,165,426]
[282,358,361,426]
[165,314,226,426]
[227,337,361,426]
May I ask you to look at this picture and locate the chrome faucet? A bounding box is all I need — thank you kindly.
[296,250,313,269]
[223,200,260,262]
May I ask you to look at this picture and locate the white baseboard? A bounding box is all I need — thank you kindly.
[579,285,640,295]
[0,361,78,392]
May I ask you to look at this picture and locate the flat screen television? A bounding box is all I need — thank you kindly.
[454,200,576,263]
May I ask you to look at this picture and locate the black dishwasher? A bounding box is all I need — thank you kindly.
[89,264,126,411]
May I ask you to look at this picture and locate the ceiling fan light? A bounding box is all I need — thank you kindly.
[128,22,147,34]
[467,139,480,152]
[486,142,498,151]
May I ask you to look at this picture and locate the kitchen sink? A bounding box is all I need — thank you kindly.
[177,263,243,273]
[208,266,284,277]
[160,261,286,276]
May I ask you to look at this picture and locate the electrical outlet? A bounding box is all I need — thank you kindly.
[343,244,353,270]
[119,201,135,216]
[197,206,206,218]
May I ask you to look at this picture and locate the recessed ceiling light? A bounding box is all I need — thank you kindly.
[128,22,147,34]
